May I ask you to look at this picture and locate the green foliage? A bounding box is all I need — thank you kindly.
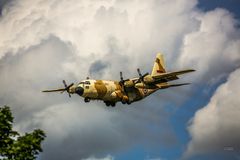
[0,106,46,160]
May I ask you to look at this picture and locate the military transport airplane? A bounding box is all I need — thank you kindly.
[42,53,195,107]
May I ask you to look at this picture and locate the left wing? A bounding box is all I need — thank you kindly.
[42,88,66,92]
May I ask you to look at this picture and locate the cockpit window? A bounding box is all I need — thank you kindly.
[85,81,90,85]
[79,81,90,85]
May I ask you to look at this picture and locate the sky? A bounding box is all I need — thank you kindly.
[0,0,240,160]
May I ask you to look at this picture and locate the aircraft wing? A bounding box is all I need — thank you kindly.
[42,88,65,92]
[152,69,195,82]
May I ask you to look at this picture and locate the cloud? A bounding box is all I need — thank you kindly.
[178,8,240,84]
[0,0,9,15]
[83,155,114,160]
[89,60,109,77]
[0,0,240,159]
[184,68,240,159]
[178,5,240,160]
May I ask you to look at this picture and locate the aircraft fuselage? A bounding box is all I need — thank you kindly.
[71,79,158,106]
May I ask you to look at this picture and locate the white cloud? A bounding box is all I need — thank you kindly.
[178,8,240,83]
[184,68,240,159]
[83,155,114,160]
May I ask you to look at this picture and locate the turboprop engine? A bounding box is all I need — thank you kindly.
[134,82,158,89]
[110,90,129,103]
[124,80,135,88]
[143,75,155,84]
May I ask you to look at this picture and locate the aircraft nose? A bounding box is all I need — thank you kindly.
[75,86,84,96]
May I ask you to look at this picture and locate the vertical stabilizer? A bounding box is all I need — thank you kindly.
[151,53,166,76]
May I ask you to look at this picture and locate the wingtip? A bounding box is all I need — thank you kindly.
[188,69,196,72]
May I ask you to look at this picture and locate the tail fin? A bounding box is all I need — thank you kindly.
[151,53,166,76]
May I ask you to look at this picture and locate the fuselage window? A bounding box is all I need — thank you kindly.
[85,81,90,85]
[85,86,89,89]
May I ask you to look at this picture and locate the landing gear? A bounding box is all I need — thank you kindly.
[121,100,131,105]
[104,101,116,107]
[110,103,116,107]
[105,101,110,106]
[84,97,90,103]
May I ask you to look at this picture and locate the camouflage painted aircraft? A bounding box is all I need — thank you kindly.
[42,53,195,107]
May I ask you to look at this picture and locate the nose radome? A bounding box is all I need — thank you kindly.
[75,86,84,96]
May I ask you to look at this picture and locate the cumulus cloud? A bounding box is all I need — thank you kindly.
[0,0,240,159]
[184,68,240,159]
[178,8,240,83]
[0,35,174,159]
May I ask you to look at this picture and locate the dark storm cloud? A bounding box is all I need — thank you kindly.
[89,60,109,77]
[0,0,10,15]
[0,36,76,129]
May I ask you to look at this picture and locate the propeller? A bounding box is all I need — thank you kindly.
[119,69,149,89]
[120,71,124,85]
[137,68,149,83]
[42,80,74,98]
[62,80,74,97]
[119,71,130,92]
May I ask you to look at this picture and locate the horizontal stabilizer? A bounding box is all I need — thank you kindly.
[160,83,191,89]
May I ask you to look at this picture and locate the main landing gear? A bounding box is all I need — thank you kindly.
[121,100,131,105]
[84,97,90,103]
[104,101,116,107]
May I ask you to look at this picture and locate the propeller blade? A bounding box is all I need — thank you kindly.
[141,73,149,81]
[136,68,149,83]
[63,80,67,88]
[137,68,142,77]
[142,72,149,77]
[42,80,74,98]
[120,71,123,81]
[67,83,74,89]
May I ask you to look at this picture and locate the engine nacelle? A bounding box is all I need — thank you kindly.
[135,82,157,89]
[122,95,129,103]
[124,80,135,88]
[135,83,144,88]
[110,90,129,103]
[143,75,155,84]
[110,90,123,99]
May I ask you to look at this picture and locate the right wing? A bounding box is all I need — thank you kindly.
[152,69,195,82]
